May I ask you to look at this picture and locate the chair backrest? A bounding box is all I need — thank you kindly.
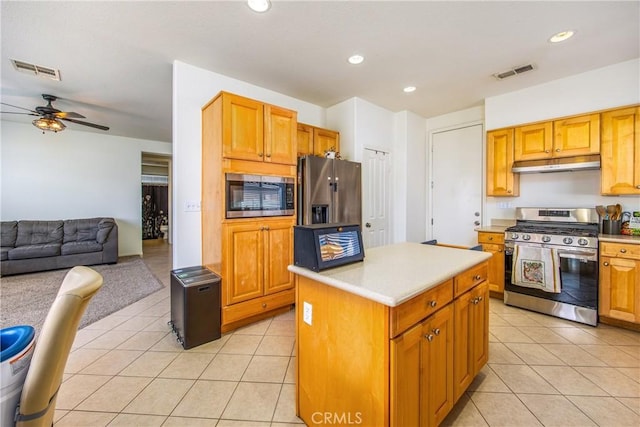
[15,266,103,427]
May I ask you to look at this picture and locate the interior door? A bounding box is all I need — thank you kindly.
[431,124,483,247]
[362,148,390,248]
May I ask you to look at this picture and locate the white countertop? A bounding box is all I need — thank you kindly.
[288,242,491,307]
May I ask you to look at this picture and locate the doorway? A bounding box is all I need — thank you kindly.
[362,148,391,249]
[141,153,172,250]
[430,124,483,247]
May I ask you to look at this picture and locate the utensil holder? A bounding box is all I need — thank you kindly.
[603,219,621,235]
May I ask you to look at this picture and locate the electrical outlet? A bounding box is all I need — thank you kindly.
[303,301,312,325]
[184,200,201,212]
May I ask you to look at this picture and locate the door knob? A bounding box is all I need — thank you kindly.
[474,212,480,217]
[365,223,371,228]
[474,221,480,226]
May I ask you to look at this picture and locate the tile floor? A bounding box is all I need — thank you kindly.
[51,240,640,426]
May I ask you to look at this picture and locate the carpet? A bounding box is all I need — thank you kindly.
[0,256,165,333]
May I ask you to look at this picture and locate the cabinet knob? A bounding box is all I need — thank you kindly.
[620,248,627,253]
[432,328,440,336]
[545,150,550,153]
[473,274,482,281]
[264,226,270,230]
[507,190,512,194]
[425,334,434,342]
[636,185,640,189]
[498,249,503,253]
[266,153,271,158]
[262,303,267,308]
[472,297,479,305]
[258,153,264,157]
[489,236,493,240]
[429,300,437,308]
[478,296,483,302]
[603,262,609,266]
[556,148,561,152]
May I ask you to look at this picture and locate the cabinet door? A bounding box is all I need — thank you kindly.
[297,123,314,157]
[263,220,294,295]
[313,127,340,157]
[471,282,489,374]
[553,113,600,158]
[599,256,640,323]
[265,105,297,165]
[224,223,264,305]
[222,94,265,161]
[514,122,553,161]
[601,106,640,195]
[486,129,519,196]
[483,243,505,294]
[422,304,453,427]
[390,323,422,427]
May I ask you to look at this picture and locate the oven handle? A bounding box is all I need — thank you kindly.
[556,250,597,262]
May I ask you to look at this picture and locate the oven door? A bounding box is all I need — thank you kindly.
[505,242,598,310]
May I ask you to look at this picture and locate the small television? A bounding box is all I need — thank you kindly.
[294,223,365,272]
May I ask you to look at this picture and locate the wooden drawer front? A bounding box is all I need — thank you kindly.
[454,263,488,297]
[477,232,504,245]
[600,242,640,260]
[222,288,294,325]
[390,279,453,338]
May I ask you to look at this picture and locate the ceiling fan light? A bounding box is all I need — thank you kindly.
[33,117,66,133]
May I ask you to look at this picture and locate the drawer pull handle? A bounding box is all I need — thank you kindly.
[603,262,609,266]
[429,300,437,308]
[425,334,434,342]
[489,236,493,240]
[432,328,440,336]
[620,248,627,253]
[473,275,482,281]
[262,303,267,308]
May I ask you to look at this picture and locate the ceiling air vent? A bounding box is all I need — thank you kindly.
[10,59,61,81]
[493,63,535,80]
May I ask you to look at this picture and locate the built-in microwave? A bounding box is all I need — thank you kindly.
[226,173,295,218]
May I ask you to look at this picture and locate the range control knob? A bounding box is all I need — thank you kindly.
[511,233,519,240]
[542,236,551,243]
[578,238,589,246]
[563,237,573,245]
[522,234,531,241]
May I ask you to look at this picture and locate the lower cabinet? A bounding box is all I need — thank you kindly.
[599,242,640,325]
[477,231,505,296]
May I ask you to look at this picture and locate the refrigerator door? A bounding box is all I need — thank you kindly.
[333,159,362,225]
[301,156,334,224]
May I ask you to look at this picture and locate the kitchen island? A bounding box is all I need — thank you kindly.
[288,242,492,427]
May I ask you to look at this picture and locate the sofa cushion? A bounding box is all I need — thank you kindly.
[8,243,61,260]
[96,218,116,244]
[61,241,103,256]
[1,221,18,247]
[1,247,9,261]
[63,218,101,243]
[15,221,64,247]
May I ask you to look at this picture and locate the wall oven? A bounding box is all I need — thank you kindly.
[226,173,295,218]
[504,208,599,326]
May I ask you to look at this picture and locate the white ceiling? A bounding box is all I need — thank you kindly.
[1,1,638,143]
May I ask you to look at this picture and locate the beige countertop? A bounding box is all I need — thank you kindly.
[288,242,491,307]
[599,234,640,245]
[476,226,508,233]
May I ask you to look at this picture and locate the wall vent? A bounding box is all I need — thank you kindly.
[10,59,61,81]
[493,63,535,80]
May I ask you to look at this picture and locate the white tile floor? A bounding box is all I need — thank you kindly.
[51,241,640,426]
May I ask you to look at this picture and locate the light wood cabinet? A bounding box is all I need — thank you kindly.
[486,129,519,197]
[202,91,297,332]
[601,106,640,195]
[477,231,505,296]
[221,92,297,165]
[599,242,640,325]
[296,123,340,157]
[295,261,489,426]
[513,114,599,162]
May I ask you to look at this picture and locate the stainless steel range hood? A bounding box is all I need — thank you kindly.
[512,154,600,174]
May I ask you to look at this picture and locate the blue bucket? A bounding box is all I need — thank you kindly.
[1,325,36,427]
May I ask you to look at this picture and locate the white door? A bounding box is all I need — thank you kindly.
[431,124,483,247]
[362,148,390,248]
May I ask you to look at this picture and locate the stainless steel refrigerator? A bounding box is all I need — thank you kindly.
[298,156,362,225]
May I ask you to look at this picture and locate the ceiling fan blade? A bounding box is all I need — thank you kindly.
[61,117,110,131]
[0,111,39,116]
[54,111,86,119]
[0,102,38,114]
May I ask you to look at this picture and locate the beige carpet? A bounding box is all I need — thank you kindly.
[0,256,165,334]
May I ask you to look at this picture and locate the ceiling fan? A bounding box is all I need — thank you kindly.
[0,94,109,133]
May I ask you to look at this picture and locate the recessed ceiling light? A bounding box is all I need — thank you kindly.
[248,0,271,13]
[348,55,364,65]
[549,30,575,43]
[403,86,416,93]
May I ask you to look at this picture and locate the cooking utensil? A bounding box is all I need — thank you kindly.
[596,205,606,218]
[615,204,622,220]
[606,205,617,220]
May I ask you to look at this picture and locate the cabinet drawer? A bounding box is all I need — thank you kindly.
[477,232,504,245]
[600,242,640,260]
[454,262,488,297]
[389,279,453,338]
[222,288,295,325]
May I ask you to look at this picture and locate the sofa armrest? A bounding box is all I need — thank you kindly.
[100,219,118,263]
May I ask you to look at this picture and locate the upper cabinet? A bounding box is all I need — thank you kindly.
[221,92,297,165]
[514,113,599,161]
[486,128,519,197]
[297,123,340,157]
[601,106,640,195]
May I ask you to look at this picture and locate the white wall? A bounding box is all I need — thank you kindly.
[0,121,171,256]
[172,60,326,268]
[484,58,640,222]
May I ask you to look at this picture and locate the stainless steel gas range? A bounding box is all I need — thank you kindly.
[504,207,599,326]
